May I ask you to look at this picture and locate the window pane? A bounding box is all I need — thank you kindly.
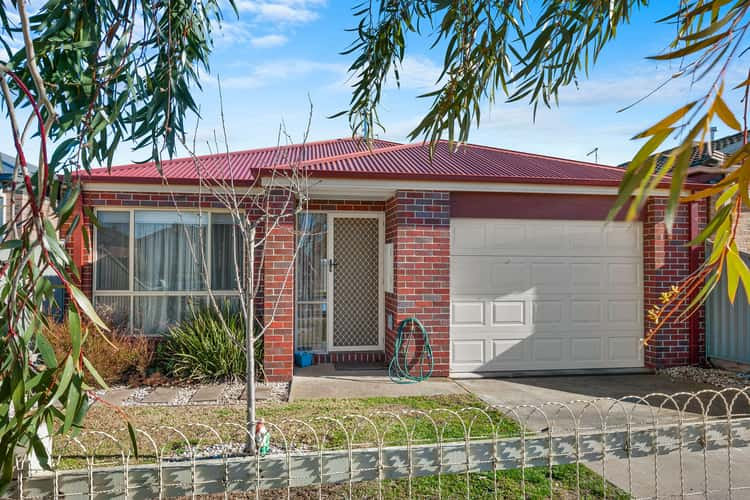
[296,303,327,352]
[295,213,327,302]
[133,295,205,335]
[211,213,243,290]
[96,211,130,290]
[134,211,207,291]
[94,295,131,331]
[295,213,327,352]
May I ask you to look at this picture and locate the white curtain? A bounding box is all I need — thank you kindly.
[134,211,206,291]
[135,296,204,335]
[211,213,242,290]
[133,212,206,334]
[295,213,328,351]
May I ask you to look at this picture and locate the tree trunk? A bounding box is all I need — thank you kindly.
[245,227,256,454]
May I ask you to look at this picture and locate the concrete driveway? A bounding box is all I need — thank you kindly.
[457,374,750,430]
[457,374,750,498]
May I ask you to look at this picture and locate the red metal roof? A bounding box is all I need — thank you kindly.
[296,141,634,186]
[77,137,692,188]
[77,137,399,185]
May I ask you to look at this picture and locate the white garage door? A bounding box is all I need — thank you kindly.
[450,219,643,373]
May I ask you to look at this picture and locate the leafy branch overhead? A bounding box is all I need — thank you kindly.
[342,0,750,325]
[0,0,233,489]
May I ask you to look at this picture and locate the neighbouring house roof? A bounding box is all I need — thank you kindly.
[621,131,746,184]
[76,137,700,189]
[1,152,37,184]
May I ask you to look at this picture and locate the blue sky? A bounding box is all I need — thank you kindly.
[3,1,748,167]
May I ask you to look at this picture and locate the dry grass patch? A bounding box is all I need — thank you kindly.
[56,394,517,469]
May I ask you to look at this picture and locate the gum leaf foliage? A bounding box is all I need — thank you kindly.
[0,0,234,490]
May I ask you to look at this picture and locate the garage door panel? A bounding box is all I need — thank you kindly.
[608,337,642,361]
[605,223,642,252]
[570,300,602,323]
[491,301,526,325]
[608,262,642,287]
[532,338,564,361]
[451,301,485,326]
[450,219,643,373]
[607,299,641,327]
[570,338,602,361]
[531,262,571,289]
[451,340,485,364]
[567,223,605,250]
[532,300,564,324]
[491,339,525,361]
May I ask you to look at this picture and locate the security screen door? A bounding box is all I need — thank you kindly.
[331,215,381,349]
[295,213,382,352]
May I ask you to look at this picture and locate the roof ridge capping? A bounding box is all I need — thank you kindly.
[291,141,422,168]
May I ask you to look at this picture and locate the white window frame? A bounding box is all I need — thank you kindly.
[92,207,243,334]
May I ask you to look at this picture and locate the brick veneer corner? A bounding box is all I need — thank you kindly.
[643,198,707,368]
[385,190,451,377]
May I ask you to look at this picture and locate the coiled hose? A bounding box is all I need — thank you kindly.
[388,317,434,384]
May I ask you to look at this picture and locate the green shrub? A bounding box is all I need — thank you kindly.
[160,303,263,382]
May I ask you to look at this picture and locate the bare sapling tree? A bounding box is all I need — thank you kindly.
[151,95,315,452]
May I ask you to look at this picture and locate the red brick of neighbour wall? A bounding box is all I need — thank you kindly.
[384,191,450,377]
[643,198,707,368]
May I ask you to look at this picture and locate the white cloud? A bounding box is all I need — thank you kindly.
[386,56,443,91]
[206,59,346,89]
[212,20,253,46]
[235,0,326,24]
[250,34,288,48]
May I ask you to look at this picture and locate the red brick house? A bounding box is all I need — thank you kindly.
[70,138,707,382]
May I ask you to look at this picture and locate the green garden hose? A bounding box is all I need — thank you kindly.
[388,317,434,384]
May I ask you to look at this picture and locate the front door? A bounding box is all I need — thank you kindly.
[295,213,383,353]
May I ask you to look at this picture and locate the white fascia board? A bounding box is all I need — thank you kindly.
[80,182,262,196]
[261,176,684,199]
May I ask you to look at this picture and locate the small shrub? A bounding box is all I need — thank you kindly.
[159,304,263,382]
[44,316,154,386]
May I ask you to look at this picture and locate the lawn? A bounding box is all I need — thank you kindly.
[53,394,629,498]
[59,393,518,466]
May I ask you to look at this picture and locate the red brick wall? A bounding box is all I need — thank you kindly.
[384,191,450,377]
[261,190,297,381]
[643,198,707,368]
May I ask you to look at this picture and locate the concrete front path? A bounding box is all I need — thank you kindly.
[458,374,750,499]
[289,363,466,401]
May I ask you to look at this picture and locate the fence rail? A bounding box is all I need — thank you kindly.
[8,387,750,499]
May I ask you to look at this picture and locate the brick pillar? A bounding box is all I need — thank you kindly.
[643,198,706,368]
[62,188,92,300]
[262,190,296,382]
[385,191,450,376]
